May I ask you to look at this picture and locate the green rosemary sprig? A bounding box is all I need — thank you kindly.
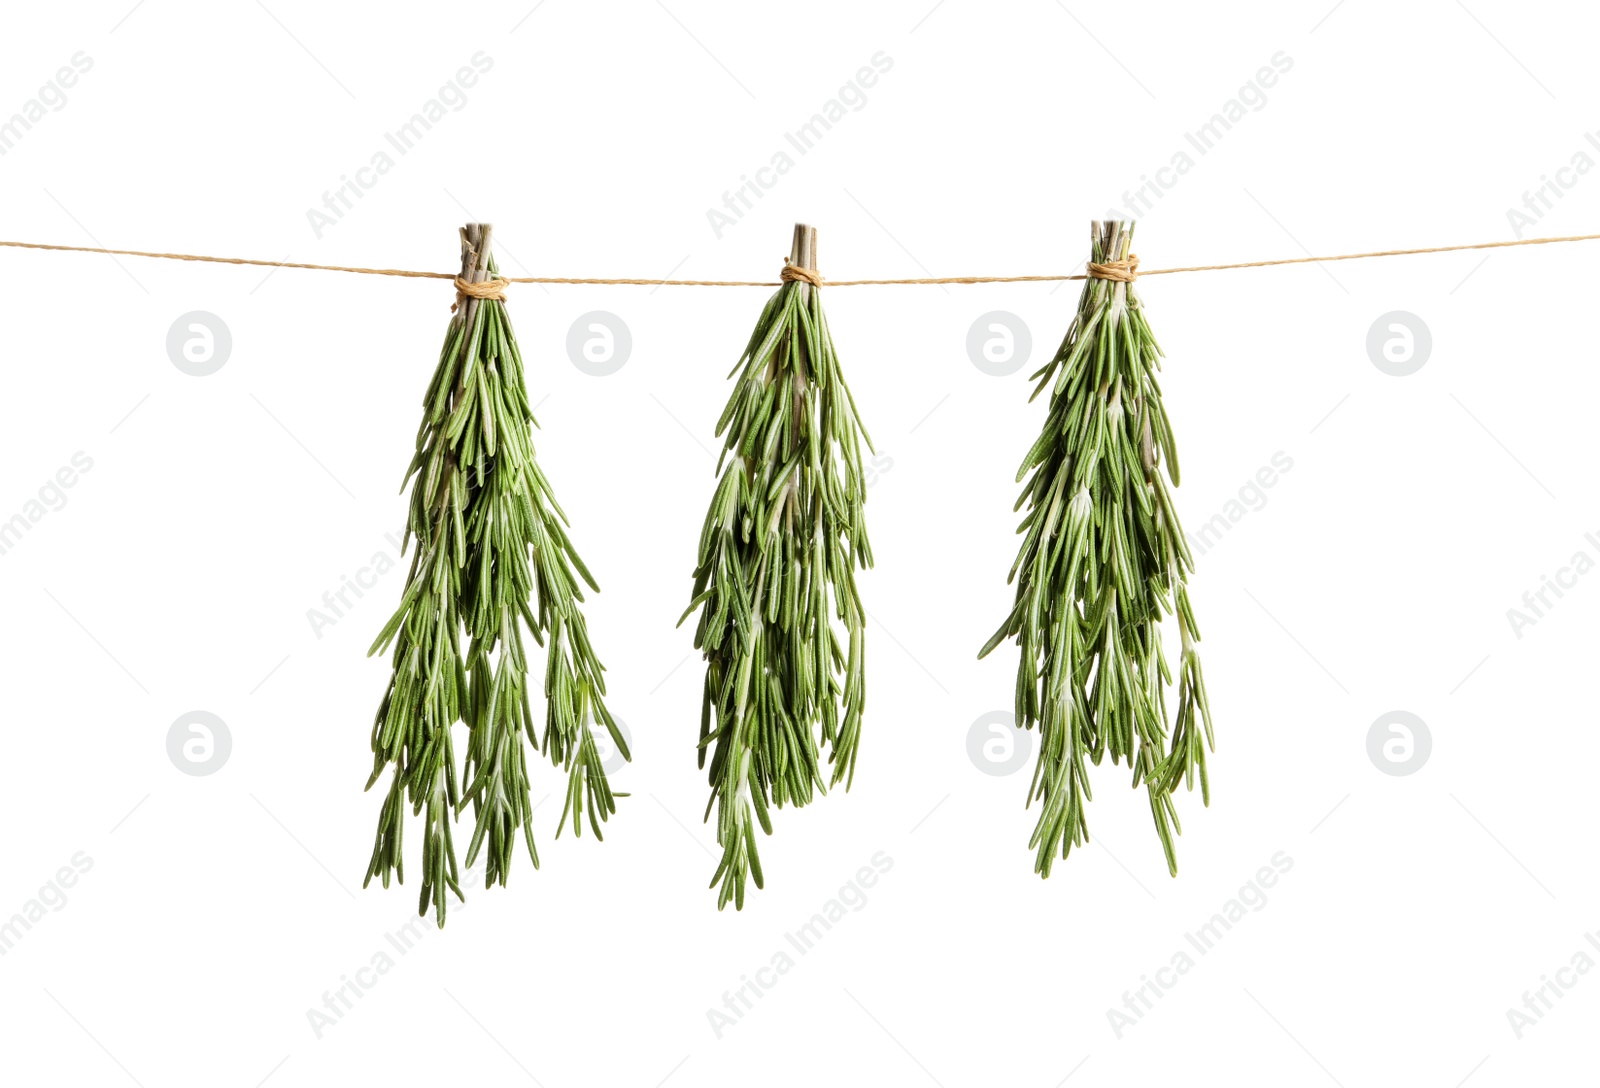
[681,225,874,910]
[981,220,1214,878]
[365,224,627,926]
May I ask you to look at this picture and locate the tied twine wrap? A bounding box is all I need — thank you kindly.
[780,261,823,287]
[452,274,512,311]
[1086,255,1139,283]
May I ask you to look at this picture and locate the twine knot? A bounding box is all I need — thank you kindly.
[780,261,823,287]
[452,275,511,311]
[1086,255,1139,282]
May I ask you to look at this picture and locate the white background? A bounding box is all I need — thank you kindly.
[0,1,1595,1085]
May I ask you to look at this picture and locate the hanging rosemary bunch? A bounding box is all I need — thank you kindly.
[681,223,874,910]
[981,220,1213,879]
[365,223,628,926]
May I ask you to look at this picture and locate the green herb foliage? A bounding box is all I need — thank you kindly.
[365,226,628,926]
[981,220,1214,878]
[681,253,874,910]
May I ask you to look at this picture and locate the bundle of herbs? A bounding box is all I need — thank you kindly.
[364,224,628,926]
[981,220,1213,878]
[681,224,874,909]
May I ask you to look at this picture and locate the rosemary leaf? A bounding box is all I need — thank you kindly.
[365,225,626,926]
[982,220,1215,878]
[683,227,873,910]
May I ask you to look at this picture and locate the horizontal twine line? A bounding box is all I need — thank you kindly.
[2,231,1598,287]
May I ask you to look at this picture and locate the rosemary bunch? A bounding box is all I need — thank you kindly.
[365,224,627,926]
[981,220,1213,878]
[681,224,874,910]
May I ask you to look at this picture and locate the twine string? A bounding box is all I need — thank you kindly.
[1086,255,1140,282]
[3,230,1600,288]
[779,261,824,287]
[451,274,511,310]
